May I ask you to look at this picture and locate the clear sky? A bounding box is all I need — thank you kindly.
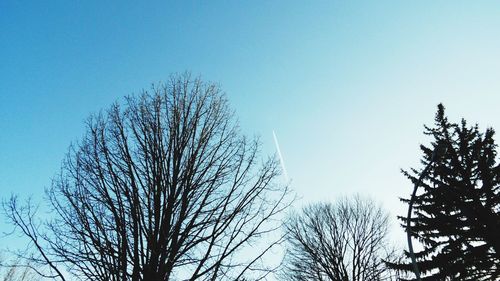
[2,0,500,265]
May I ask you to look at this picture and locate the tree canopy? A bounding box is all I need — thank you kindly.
[3,74,290,281]
[280,196,399,281]
[390,104,500,280]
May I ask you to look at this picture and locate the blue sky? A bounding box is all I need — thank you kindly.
[2,0,500,256]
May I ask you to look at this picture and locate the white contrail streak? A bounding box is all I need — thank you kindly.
[272,130,289,182]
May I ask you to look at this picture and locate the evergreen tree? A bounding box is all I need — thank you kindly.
[389,104,500,280]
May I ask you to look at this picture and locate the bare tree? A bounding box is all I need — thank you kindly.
[279,196,399,281]
[0,255,41,281]
[3,74,290,281]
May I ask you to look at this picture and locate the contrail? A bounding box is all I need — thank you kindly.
[272,130,289,182]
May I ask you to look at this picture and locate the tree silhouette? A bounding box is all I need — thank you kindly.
[0,256,41,281]
[3,74,290,281]
[279,196,399,281]
[389,104,500,280]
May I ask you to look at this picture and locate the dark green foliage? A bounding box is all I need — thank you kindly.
[390,104,500,280]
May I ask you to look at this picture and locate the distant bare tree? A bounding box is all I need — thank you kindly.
[3,74,290,281]
[0,256,40,281]
[280,196,399,281]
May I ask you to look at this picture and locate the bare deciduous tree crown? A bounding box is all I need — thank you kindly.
[3,74,290,281]
[280,195,399,281]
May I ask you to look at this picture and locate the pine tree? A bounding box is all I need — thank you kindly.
[389,104,500,280]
